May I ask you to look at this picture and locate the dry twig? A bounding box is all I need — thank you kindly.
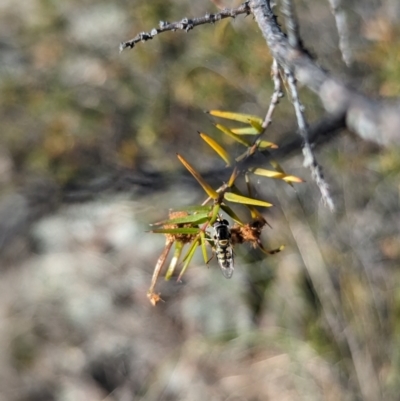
[279,0,334,209]
[120,2,251,51]
[262,58,283,131]
[285,69,335,210]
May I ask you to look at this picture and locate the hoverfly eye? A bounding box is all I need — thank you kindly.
[222,219,229,225]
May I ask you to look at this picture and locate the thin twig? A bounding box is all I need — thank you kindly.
[285,69,335,211]
[262,58,283,130]
[120,2,251,51]
[327,0,352,66]
[147,239,174,303]
[236,58,283,162]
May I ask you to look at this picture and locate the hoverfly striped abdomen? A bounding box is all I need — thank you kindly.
[213,218,234,279]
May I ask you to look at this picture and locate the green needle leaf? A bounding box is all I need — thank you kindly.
[207,110,263,125]
[172,205,213,213]
[165,242,184,280]
[224,192,273,207]
[177,154,218,199]
[251,168,304,183]
[209,204,221,225]
[256,140,279,149]
[231,127,260,135]
[269,160,286,174]
[248,119,264,134]
[215,124,252,147]
[220,205,244,225]
[259,243,285,255]
[200,231,209,265]
[227,167,239,188]
[178,238,200,281]
[153,212,210,226]
[151,228,200,235]
[199,132,232,166]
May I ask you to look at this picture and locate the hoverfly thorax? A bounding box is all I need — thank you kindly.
[213,218,234,279]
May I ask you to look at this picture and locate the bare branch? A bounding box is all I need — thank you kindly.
[285,69,335,210]
[249,0,400,147]
[327,0,352,66]
[120,2,251,51]
[235,58,283,163]
[279,0,335,209]
[262,58,283,130]
[285,71,308,139]
[241,58,282,157]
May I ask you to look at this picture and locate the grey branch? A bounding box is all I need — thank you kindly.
[236,58,283,163]
[120,2,251,51]
[262,58,283,130]
[285,69,335,210]
[274,0,335,209]
[327,0,352,66]
[249,0,400,147]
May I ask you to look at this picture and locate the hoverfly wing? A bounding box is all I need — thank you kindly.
[219,262,234,279]
[217,246,234,279]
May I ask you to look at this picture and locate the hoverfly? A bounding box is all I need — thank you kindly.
[213,218,234,279]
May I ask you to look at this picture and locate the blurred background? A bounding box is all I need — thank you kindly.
[0,0,400,400]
